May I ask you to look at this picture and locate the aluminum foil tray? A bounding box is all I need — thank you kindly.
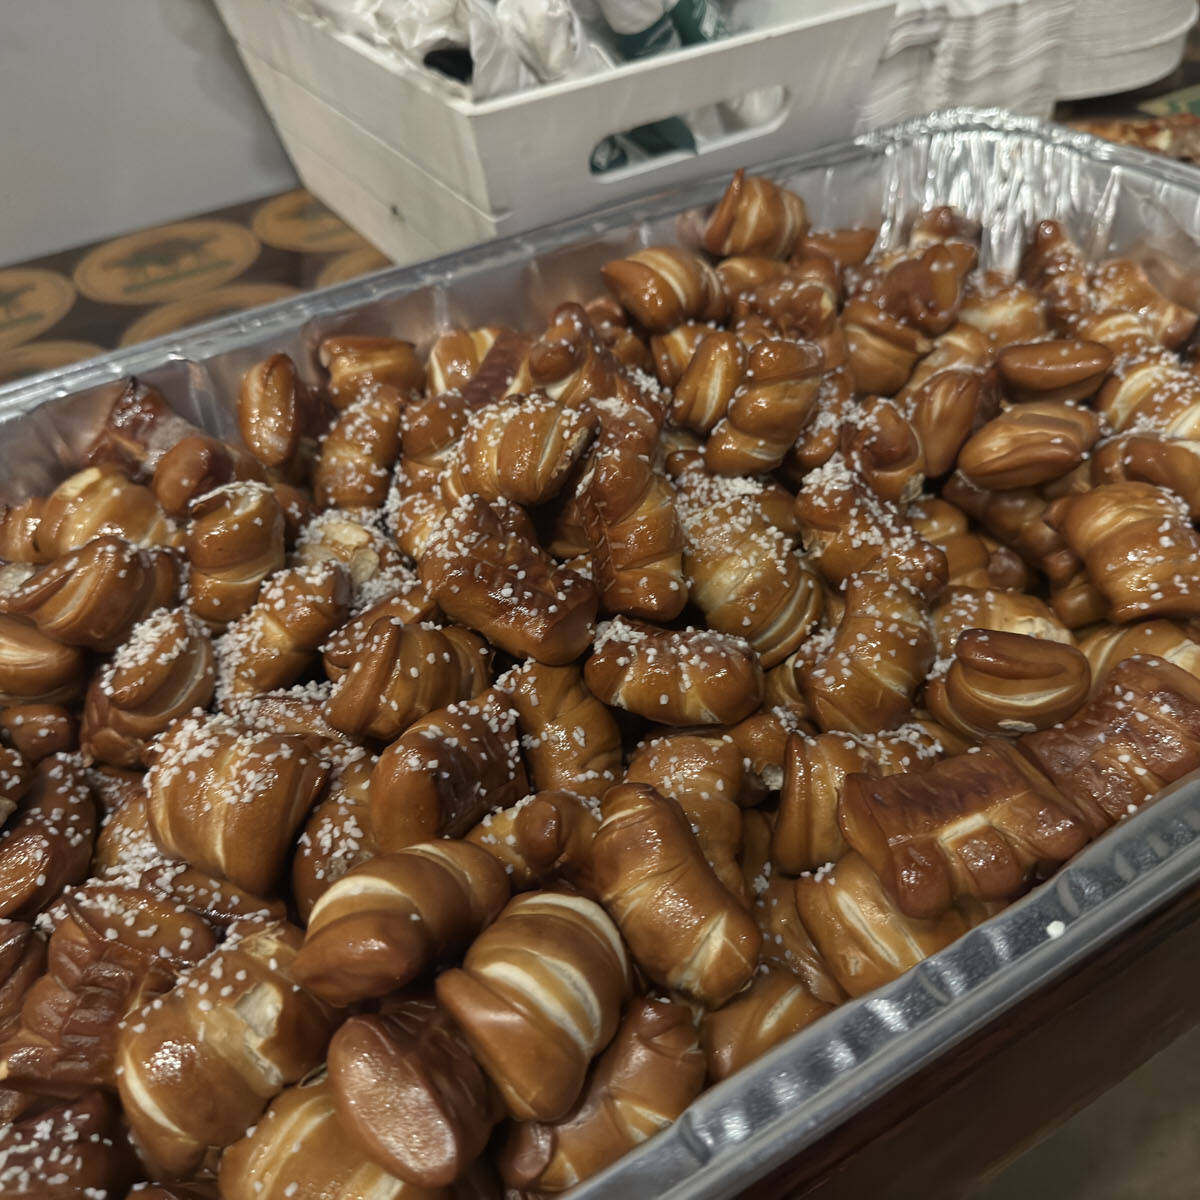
[5,109,1200,1199]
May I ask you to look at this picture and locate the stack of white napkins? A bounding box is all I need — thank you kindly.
[857,0,947,129]
[859,0,1078,130]
[1059,0,1196,100]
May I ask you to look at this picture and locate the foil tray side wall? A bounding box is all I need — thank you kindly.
[3,107,1200,1199]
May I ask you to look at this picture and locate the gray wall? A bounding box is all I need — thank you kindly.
[0,0,298,265]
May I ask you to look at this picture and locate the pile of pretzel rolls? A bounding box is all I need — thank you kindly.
[3,166,1200,1199]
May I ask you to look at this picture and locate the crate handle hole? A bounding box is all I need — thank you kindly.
[590,86,791,181]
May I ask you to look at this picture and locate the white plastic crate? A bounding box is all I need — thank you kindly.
[216,0,896,261]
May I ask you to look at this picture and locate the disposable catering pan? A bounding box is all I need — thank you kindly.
[5,108,1200,1199]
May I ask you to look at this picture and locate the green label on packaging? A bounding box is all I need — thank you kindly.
[1141,83,1200,116]
[627,115,698,157]
[614,13,682,59]
[669,0,728,44]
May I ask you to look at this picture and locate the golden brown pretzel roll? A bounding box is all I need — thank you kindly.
[0,921,45,1040]
[90,783,161,880]
[1091,432,1200,517]
[151,433,267,518]
[146,713,327,894]
[652,320,711,390]
[700,967,833,1082]
[1093,348,1200,434]
[925,629,1091,739]
[314,385,405,508]
[773,731,881,873]
[237,352,322,471]
[386,467,451,562]
[909,497,1029,592]
[905,369,996,481]
[513,304,625,411]
[601,246,726,333]
[421,495,597,665]
[498,660,621,800]
[271,479,316,544]
[957,272,1048,347]
[138,860,286,930]
[896,320,992,404]
[751,874,845,1005]
[585,617,763,726]
[670,329,743,431]
[842,300,932,395]
[328,997,502,1187]
[593,783,760,1008]
[0,757,96,919]
[437,892,632,1122]
[467,790,600,892]
[321,573,437,669]
[499,996,704,1192]
[585,293,653,371]
[81,607,214,767]
[324,618,490,741]
[932,586,1074,660]
[575,427,687,623]
[84,378,202,474]
[800,570,937,735]
[185,480,285,626]
[0,498,48,564]
[956,401,1101,491]
[858,244,971,339]
[1079,620,1200,691]
[219,1074,433,1200]
[994,338,1112,404]
[450,393,595,507]
[722,701,812,791]
[0,747,31,829]
[319,333,424,407]
[0,536,179,651]
[702,169,808,258]
[226,682,354,758]
[0,884,216,1092]
[794,852,985,997]
[0,1090,137,1198]
[626,733,750,902]
[427,325,510,395]
[115,920,335,1180]
[92,786,284,928]
[294,840,509,1006]
[1091,257,1197,348]
[295,507,402,597]
[0,613,87,707]
[369,688,527,852]
[839,739,1090,919]
[677,472,822,668]
[793,454,947,589]
[400,390,472,490]
[1073,308,1159,356]
[292,754,376,921]
[839,395,926,505]
[798,225,876,271]
[704,338,824,476]
[942,471,1077,583]
[733,272,844,363]
[215,561,350,701]
[1019,219,1090,326]
[1020,654,1200,834]
[1048,481,1200,620]
[36,466,179,558]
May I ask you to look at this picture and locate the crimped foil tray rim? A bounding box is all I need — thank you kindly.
[5,107,1200,1198]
